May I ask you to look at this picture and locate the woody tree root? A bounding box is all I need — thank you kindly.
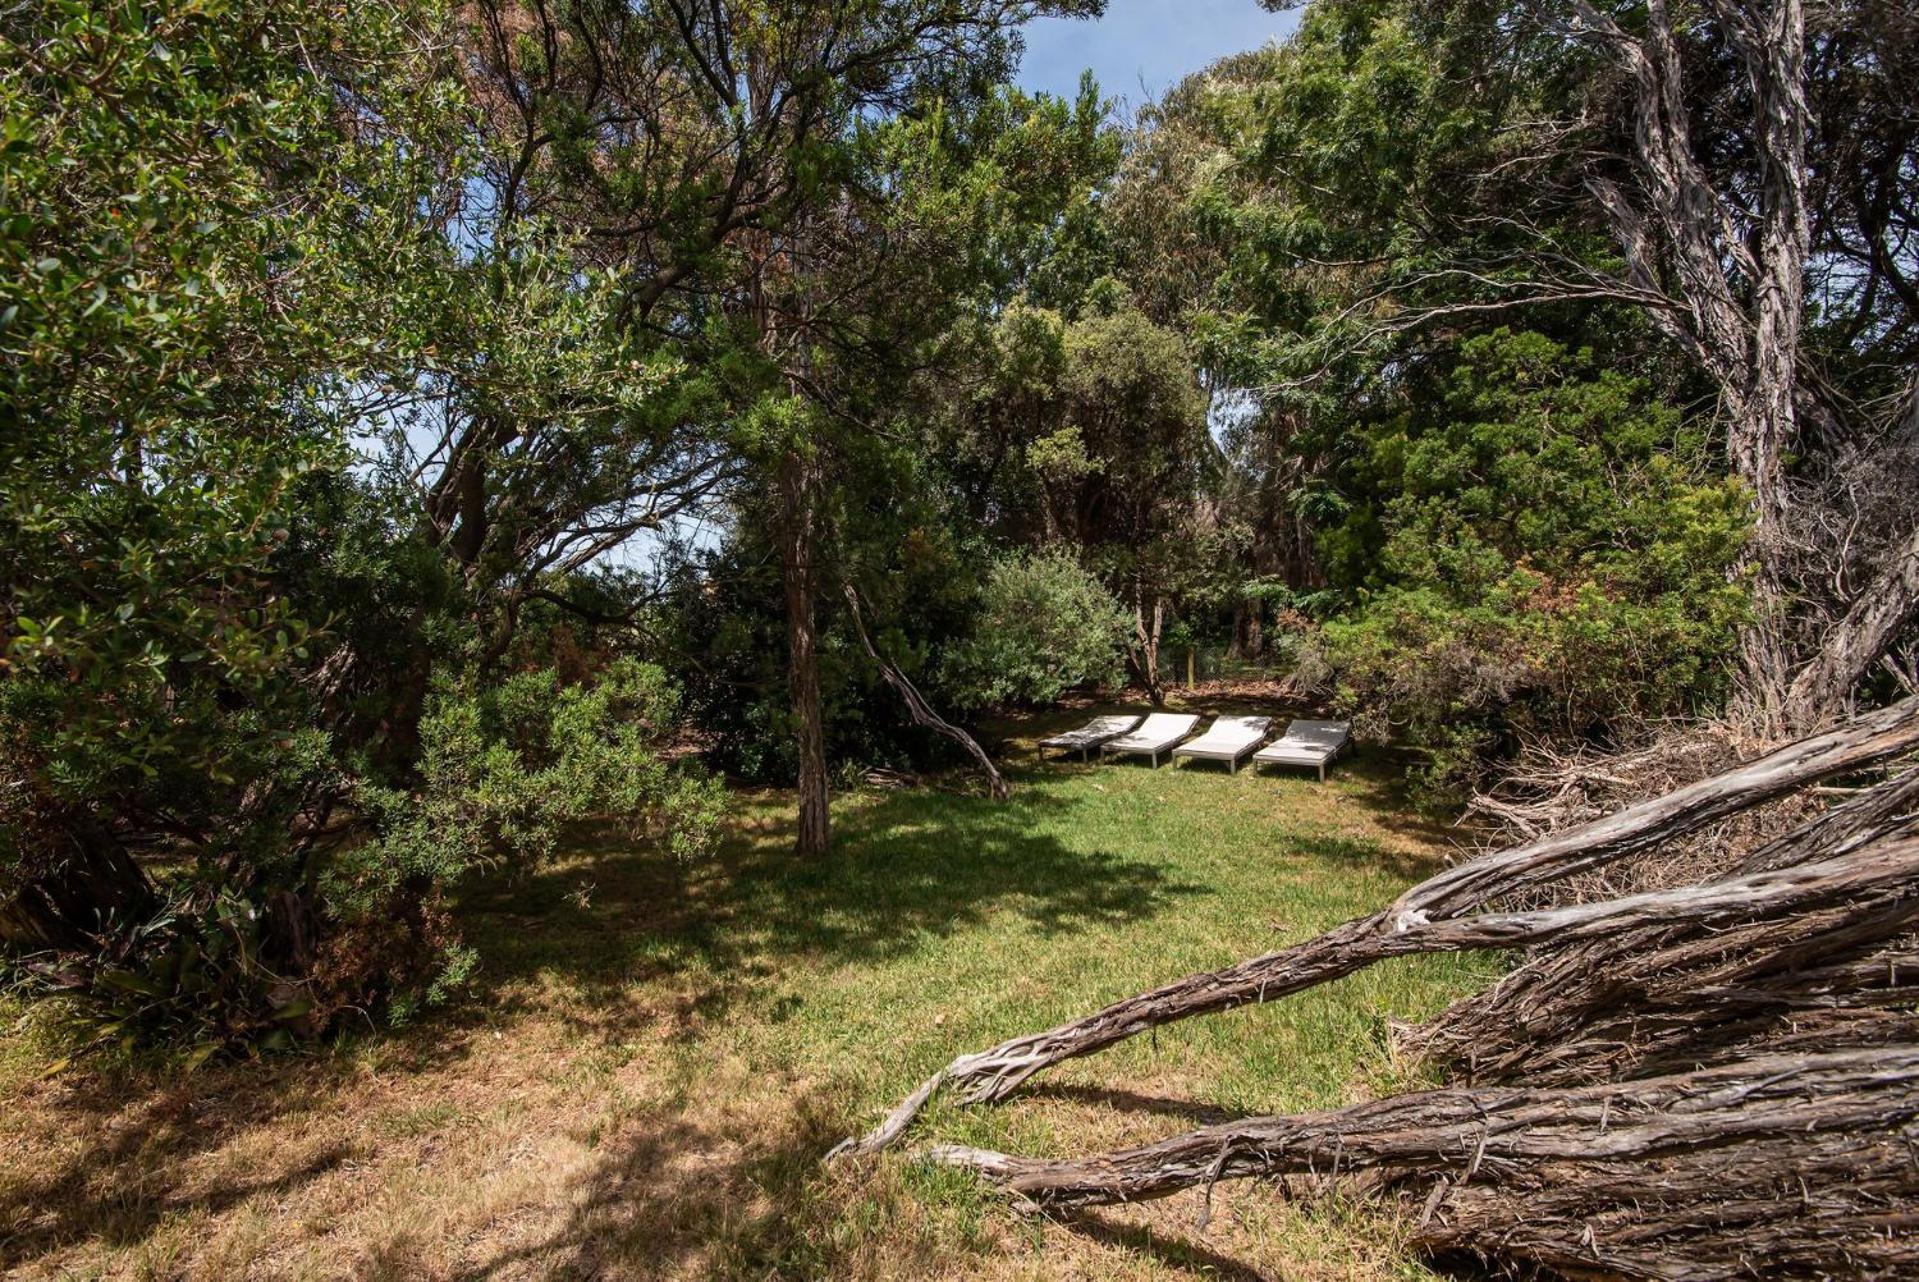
[830,698,1919,1278]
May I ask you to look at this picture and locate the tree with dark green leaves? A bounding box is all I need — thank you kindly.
[0,0,720,1050]
[446,0,1105,856]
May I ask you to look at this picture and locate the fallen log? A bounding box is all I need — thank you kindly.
[1411,1133,1919,1280]
[924,1046,1919,1211]
[1408,767,1919,1084]
[1409,904,1919,1087]
[830,699,1919,1157]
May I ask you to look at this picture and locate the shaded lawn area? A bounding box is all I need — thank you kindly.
[0,709,1492,1280]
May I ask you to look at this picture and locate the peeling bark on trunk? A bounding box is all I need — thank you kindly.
[928,1050,1919,1277]
[927,1047,1919,1209]
[1565,0,1839,730]
[1785,523,1919,730]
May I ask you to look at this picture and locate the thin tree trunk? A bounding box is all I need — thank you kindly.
[1129,579,1165,706]
[777,448,830,858]
[1785,523,1919,730]
[841,584,1008,800]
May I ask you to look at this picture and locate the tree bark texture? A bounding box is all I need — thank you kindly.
[1556,0,1919,735]
[1128,583,1165,707]
[776,448,830,858]
[927,1049,1919,1278]
[1785,522,1919,730]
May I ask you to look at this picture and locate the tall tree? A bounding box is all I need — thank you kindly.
[1246,0,1919,733]
[453,0,1102,853]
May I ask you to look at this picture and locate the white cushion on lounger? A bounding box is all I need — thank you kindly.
[1039,714,1143,752]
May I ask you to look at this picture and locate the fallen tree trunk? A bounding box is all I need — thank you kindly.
[925,1045,1919,1209]
[929,1047,1919,1279]
[1407,766,1919,1085]
[1411,1132,1919,1280]
[830,698,1919,1157]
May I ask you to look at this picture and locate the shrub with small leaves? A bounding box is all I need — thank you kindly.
[941,548,1131,708]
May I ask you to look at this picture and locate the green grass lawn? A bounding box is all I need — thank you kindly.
[1,708,1493,1280]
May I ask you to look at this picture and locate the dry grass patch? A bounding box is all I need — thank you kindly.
[2,707,1486,1279]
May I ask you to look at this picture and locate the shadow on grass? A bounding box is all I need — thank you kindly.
[0,1122,353,1268]
[1063,1213,1274,1282]
[1023,1082,1236,1126]
[2,724,1452,1279]
[449,1088,850,1280]
[0,1041,459,1271]
[459,781,1201,1040]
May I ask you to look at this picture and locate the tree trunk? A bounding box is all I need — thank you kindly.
[925,1046,1919,1213]
[1784,522,1919,731]
[1570,0,1817,730]
[776,449,830,857]
[1129,582,1165,707]
[0,810,156,954]
[856,700,1919,1275]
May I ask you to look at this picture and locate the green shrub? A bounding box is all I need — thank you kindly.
[324,660,720,1019]
[1307,330,1749,807]
[941,548,1130,708]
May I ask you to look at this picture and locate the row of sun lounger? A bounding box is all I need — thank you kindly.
[1038,712,1352,780]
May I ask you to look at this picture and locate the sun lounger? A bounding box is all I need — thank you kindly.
[1170,715,1273,773]
[1038,713,1145,761]
[1099,712,1200,768]
[1251,719,1352,781]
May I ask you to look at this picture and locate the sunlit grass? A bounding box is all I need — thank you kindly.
[1,708,1495,1279]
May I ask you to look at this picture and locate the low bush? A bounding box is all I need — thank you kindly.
[939,548,1131,708]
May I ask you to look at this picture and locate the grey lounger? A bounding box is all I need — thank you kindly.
[1100,712,1201,768]
[1252,719,1352,781]
[1171,715,1273,773]
[1038,713,1144,761]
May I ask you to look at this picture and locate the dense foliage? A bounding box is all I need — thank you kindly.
[0,0,723,1049]
[1307,330,1749,802]
[5,0,1914,1051]
[942,549,1130,709]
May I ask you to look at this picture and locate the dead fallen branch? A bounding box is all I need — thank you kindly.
[1411,1132,1919,1280]
[924,1046,1919,1209]
[1407,767,1919,1085]
[842,583,1008,801]
[927,1048,1919,1278]
[829,698,1919,1157]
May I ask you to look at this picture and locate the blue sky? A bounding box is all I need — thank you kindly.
[1016,1,1302,105]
